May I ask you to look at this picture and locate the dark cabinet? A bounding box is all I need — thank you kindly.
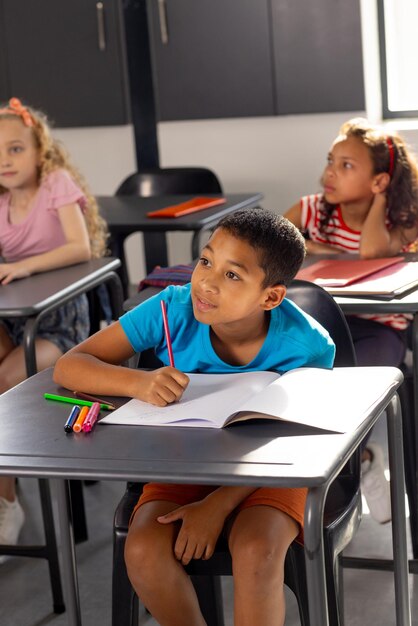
[271,0,365,114]
[1,0,130,127]
[148,0,365,121]
[147,0,275,121]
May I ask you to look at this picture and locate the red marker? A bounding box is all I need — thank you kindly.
[82,402,101,433]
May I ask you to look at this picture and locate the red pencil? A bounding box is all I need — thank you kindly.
[160,300,175,367]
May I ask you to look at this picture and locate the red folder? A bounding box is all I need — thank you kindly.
[296,256,404,287]
[147,196,226,218]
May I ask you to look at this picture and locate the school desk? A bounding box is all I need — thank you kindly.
[0,258,124,581]
[97,192,263,291]
[333,289,418,575]
[0,257,124,377]
[0,366,409,626]
[300,252,418,563]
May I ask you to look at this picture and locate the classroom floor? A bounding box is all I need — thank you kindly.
[1,416,418,626]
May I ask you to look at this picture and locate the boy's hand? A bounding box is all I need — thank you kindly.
[157,500,226,565]
[136,367,189,406]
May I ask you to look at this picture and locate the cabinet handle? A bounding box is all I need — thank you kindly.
[158,0,169,45]
[96,2,106,51]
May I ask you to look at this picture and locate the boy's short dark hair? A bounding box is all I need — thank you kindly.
[215,207,306,287]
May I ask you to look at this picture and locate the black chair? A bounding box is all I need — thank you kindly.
[115,167,222,197]
[112,279,359,626]
[113,167,222,295]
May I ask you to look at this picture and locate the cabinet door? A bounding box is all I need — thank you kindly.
[271,0,365,114]
[147,0,275,121]
[2,0,129,127]
[0,2,9,103]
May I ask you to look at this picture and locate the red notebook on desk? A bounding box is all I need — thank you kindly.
[295,257,404,287]
[147,196,226,218]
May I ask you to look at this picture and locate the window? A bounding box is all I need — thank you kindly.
[378,0,418,118]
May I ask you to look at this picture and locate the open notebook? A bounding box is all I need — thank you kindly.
[99,367,399,433]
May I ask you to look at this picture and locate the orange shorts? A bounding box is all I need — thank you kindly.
[132,483,307,544]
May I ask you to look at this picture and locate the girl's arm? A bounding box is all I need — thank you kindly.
[284,202,338,255]
[283,202,303,228]
[53,321,189,406]
[0,203,91,284]
[360,193,418,258]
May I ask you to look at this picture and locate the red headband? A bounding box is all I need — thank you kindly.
[0,97,34,127]
[386,137,395,177]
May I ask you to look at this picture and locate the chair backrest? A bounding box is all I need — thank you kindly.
[286,279,357,368]
[115,167,223,197]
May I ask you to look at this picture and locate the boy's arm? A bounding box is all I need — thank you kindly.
[157,486,258,564]
[53,321,189,406]
[360,193,418,257]
[0,204,91,284]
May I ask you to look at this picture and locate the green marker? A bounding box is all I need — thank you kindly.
[44,392,114,411]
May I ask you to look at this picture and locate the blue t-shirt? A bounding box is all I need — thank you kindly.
[120,284,335,374]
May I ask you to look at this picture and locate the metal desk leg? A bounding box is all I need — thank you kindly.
[22,317,38,377]
[105,271,124,319]
[55,479,82,626]
[412,312,418,550]
[387,394,411,626]
[304,484,329,626]
[143,232,168,274]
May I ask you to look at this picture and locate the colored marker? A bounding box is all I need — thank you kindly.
[64,405,81,433]
[82,402,101,433]
[74,391,116,411]
[161,300,175,367]
[72,406,89,433]
[44,392,114,411]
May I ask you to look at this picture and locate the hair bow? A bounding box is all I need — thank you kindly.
[0,97,34,127]
[386,137,395,177]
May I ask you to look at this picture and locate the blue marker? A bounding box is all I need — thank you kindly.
[64,405,81,433]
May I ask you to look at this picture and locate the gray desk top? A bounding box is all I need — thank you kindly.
[0,367,402,488]
[0,257,121,317]
[97,193,263,233]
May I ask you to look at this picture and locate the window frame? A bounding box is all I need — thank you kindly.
[377,0,418,119]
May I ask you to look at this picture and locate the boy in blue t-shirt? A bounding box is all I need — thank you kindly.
[54,208,334,626]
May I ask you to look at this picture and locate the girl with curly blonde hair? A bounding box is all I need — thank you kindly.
[0,97,108,545]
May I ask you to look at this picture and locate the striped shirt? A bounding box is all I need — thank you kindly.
[300,194,411,331]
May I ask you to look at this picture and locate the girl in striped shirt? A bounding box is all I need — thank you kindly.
[285,117,418,523]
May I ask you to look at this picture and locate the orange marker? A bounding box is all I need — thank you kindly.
[72,405,89,433]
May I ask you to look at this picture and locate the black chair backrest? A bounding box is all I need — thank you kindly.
[116,167,223,197]
[287,279,357,367]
